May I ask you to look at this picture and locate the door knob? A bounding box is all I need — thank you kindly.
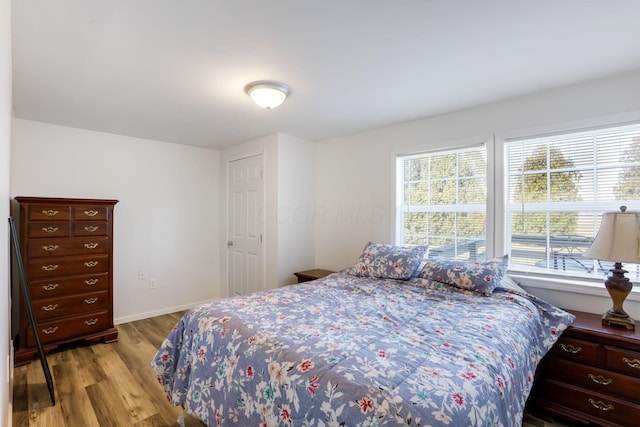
[227,241,234,247]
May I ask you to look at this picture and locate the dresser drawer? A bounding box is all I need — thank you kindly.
[29,273,109,299]
[28,254,109,278]
[549,336,600,365]
[544,357,640,402]
[26,310,112,347]
[73,206,110,221]
[27,222,70,238]
[73,221,109,236]
[544,380,640,426]
[27,205,71,221]
[33,291,109,321]
[605,346,640,378]
[28,236,109,258]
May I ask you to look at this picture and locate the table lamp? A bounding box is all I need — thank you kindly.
[583,206,639,330]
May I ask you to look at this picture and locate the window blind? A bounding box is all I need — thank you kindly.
[506,122,640,280]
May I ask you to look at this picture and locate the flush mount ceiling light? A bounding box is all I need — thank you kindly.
[244,80,291,109]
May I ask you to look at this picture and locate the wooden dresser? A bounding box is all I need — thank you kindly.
[14,197,119,366]
[534,310,640,426]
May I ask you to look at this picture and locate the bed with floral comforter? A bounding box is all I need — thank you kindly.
[151,248,574,427]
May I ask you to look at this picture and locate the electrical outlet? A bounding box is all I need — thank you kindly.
[150,279,157,289]
[138,270,146,280]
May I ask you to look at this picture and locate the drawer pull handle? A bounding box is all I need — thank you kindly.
[84,210,99,217]
[84,226,99,232]
[42,227,59,233]
[42,264,59,271]
[41,210,59,216]
[84,297,98,304]
[42,283,59,291]
[84,319,98,326]
[588,399,614,411]
[42,244,59,252]
[559,343,582,354]
[623,358,640,369]
[84,261,98,268]
[85,279,99,286]
[41,304,58,312]
[42,327,59,334]
[84,243,99,249]
[588,374,612,385]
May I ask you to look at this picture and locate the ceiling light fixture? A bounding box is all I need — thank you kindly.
[244,80,291,109]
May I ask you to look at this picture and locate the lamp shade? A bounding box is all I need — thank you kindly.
[583,207,640,264]
[244,80,291,109]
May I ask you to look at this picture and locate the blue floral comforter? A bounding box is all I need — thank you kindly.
[151,272,574,426]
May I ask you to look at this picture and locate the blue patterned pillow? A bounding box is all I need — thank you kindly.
[347,242,427,280]
[417,255,508,295]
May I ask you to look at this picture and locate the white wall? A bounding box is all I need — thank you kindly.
[315,69,640,318]
[10,119,222,323]
[1,0,12,424]
[276,134,315,285]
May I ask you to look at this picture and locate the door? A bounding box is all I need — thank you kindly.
[228,154,264,295]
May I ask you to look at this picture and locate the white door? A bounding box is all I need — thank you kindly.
[228,154,264,295]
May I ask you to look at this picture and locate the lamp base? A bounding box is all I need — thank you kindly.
[602,263,635,331]
[602,310,636,331]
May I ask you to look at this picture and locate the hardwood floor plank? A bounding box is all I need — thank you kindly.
[85,379,137,427]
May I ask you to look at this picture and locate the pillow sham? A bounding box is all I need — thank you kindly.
[417,255,508,295]
[346,242,427,280]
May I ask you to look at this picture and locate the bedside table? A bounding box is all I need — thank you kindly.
[533,310,640,426]
[294,269,335,283]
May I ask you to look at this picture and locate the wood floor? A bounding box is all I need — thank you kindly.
[12,311,205,427]
[12,312,581,427]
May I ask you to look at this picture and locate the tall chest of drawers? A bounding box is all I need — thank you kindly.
[534,310,640,426]
[14,197,119,366]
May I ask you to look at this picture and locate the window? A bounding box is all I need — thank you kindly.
[396,144,487,261]
[506,123,640,280]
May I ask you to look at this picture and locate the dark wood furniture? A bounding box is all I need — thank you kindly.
[534,310,640,426]
[14,197,119,366]
[294,269,335,283]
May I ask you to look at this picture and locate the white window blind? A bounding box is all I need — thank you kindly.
[506,123,640,280]
[396,145,487,260]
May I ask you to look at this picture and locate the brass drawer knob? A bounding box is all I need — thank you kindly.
[42,264,59,271]
[588,374,612,386]
[559,343,582,354]
[41,304,58,312]
[84,242,99,249]
[84,298,98,304]
[84,210,99,217]
[588,399,614,411]
[42,227,59,233]
[41,210,59,216]
[42,326,59,334]
[84,278,99,286]
[42,283,59,291]
[84,226,98,232]
[84,261,99,268]
[623,357,640,369]
[84,319,98,326]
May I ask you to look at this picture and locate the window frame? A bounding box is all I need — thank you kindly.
[392,117,640,303]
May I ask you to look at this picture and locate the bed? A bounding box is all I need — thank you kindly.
[151,243,574,426]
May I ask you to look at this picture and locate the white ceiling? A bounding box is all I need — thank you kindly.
[11,1,640,150]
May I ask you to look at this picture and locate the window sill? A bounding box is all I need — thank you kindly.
[508,270,640,303]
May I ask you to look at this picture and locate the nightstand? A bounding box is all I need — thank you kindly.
[294,269,335,283]
[533,310,640,426]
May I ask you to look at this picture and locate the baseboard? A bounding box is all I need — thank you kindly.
[113,298,219,325]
